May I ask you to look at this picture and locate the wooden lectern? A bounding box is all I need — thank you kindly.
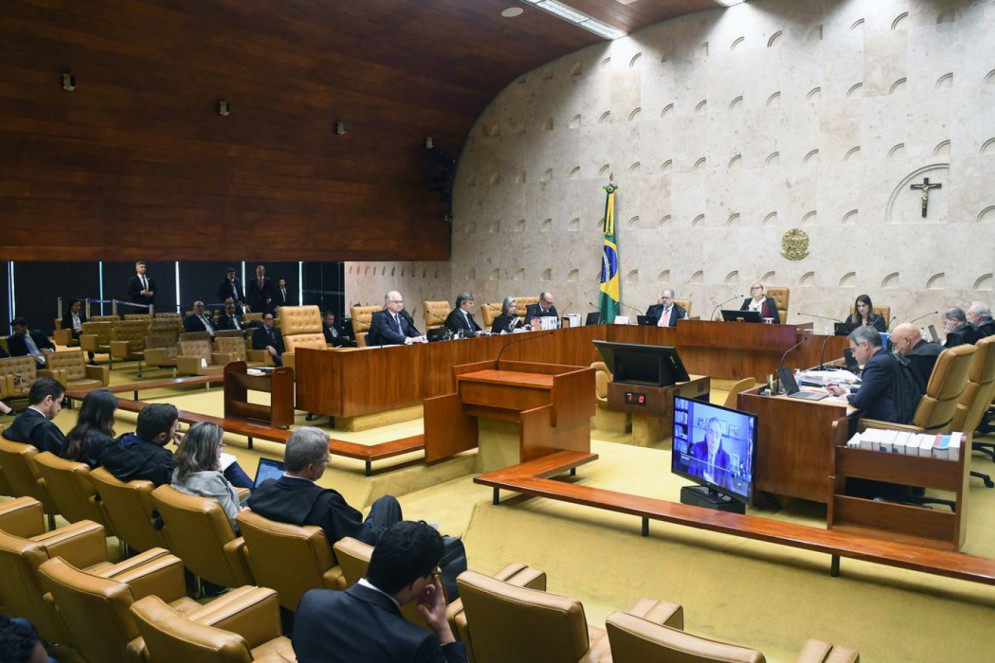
[423,360,595,468]
[224,361,295,429]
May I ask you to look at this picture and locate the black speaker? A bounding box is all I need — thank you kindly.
[679,485,746,514]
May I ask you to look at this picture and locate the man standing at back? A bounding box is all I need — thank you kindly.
[247,427,402,547]
[127,261,156,308]
[217,267,246,315]
[292,520,466,663]
[1,377,66,455]
[247,264,274,314]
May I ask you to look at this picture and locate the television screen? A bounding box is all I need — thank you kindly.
[671,396,757,502]
[593,341,690,387]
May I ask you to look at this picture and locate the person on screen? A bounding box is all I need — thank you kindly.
[740,282,779,323]
[844,294,885,331]
[689,417,731,487]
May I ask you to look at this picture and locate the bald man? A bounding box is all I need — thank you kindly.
[891,323,943,393]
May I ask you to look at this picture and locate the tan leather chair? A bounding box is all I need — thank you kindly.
[236,510,346,612]
[350,304,384,348]
[948,338,995,485]
[423,300,451,330]
[515,296,540,321]
[0,355,39,400]
[79,321,113,360]
[455,568,612,663]
[53,319,79,348]
[39,551,199,663]
[90,467,167,553]
[848,304,891,329]
[215,336,256,366]
[764,287,789,323]
[724,378,757,409]
[151,485,253,590]
[480,303,501,329]
[123,314,153,321]
[606,606,858,663]
[39,350,110,391]
[33,452,113,531]
[143,335,180,372]
[111,320,150,367]
[275,305,327,370]
[91,315,121,322]
[590,361,629,433]
[130,586,296,662]
[674,298,693,316]
[858,344,977,434]
[176,338,233,376]
[0,438,59,525]
[148,316,183,338]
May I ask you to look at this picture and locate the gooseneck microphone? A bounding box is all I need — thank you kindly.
[908,310,938,325]
[773,336,808,395]
[798,312,843,325]
[710,295,743,321]
[620,302,642,316]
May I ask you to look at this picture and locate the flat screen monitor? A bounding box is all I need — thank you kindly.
[636,315,657,326]
[720,309,762,323]
[585,312,602,325]
[593,341,690,386]
[671,396,757,503]
[834,322,858,336]
[253,458,285,489]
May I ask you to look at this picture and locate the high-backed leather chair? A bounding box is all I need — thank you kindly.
[590,361,629,433]
[423,300,451,330]
[480,303,501,329]
[848,304,892,329]
[349,304,384,348]
[765,287,789,323]
[130,586,296,662]
[176,339,233,376]
[90,315,122,322]
[858,344,976,434]
[144,335,180,372]
[124,314,153,321]
[0,438,59,526]
[515,296,540,321]
[0,355,39,401]
[674,298,693,316]
[151,485,253,590]
[39,551,199,663]
[40,350,110,391]
[455,569,612,663]
[948,338,995,486]
[90,467,166,553]
[605,606,858,663]
[275,305,327,370]
[148,316,182,339]
[111,320,149,367]
[236,510,346,613]
[214,336,255,366]
[79,321,113,360]
[53,319,79,348]
[33,452,113,531]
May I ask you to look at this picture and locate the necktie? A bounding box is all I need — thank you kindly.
[394,314,401,331]
[282,288,287,300]
[24,333,41,358]
[72,314,81,332]
[233,317,240,330]
[141,275,148,291]
[201,315,214,333]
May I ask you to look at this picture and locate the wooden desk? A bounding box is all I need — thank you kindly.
[224,362,295,429]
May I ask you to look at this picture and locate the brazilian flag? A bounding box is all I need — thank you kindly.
[598,181,620,323]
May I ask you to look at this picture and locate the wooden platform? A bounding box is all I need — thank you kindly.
[65,374,222,402]
[475,451,995,586]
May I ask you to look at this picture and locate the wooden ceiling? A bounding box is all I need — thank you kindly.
[0,0,718,262]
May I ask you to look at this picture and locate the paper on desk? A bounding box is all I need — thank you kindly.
[797,369,861,386]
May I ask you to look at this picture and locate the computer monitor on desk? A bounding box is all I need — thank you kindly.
[593,341,690,386]
[720,309,762,323]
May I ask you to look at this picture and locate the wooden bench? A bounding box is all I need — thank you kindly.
[114,399,424,476]
[65,374,222,402]
[476,450,995,586]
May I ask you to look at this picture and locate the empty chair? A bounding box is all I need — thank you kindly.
[90,467,166,553]
[40,350,110,391]
[130,586,296,662]
[948,338,995,486]
[422,300,450,330]
[275,305,327,370]
[33,452,113,531]
[176,339,234,376]
[39,551,199,663]
[0,438,59,527]
[0,355,40,401]
[79,321,113,361]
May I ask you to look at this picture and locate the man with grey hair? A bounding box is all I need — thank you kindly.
[246,427,402,546]
[645,289,686,327]
[827,326,908,423]
[942,306,979,348]
[444,292,482,337]
[367,290,426,346]
[967,301,995,339]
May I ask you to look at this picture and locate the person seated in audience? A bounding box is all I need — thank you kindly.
[215,298,245,332]
[0,616,53,663]
[367,291,427,346]
[967,301,995,339]
[292,521,465,663]
[890,323,943,393]
[252,313,286,365]
[689,417,731,488]
[844,294,886,331]
[60,298,88,342]
[323,311,356,347]
[1,378,65,454]
[524,291,558,322]
[171,422,243,529]
[217,267,246,314]
[7,317,56,368]
[183,301,216,339]
[247,264,274,314]
[941,306,979,348]
[740,282,780,323]
[63,388,118,468]
[491,296,524,334]
[645,289,686,327]
[827,327,907,423]
[247,427,402,547]
[444,292,483,338]
[127,260,156,307]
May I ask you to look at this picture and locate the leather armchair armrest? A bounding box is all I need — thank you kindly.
[143,347,172,366]
[32,520,108,569]
[245,348,274,366]
[53,328,74,346]
[797,639,860,663]
[0,496,46,538]
[175,355,203,375]
[235,487,250,501]
[79,334,99,352]
[85,363,110,385]
[623,597,684,630]
[322,565,346,590]
[211,352,233,365]
[283,351,296,371]
[185,585,283,647]
[37,369,66,386]
[222,537,254,585]
[110,340,131,359]
[447,563,548,642]
[96,548,188,603]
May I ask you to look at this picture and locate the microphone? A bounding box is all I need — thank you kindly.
[818,333,838,370]
[797,312,842,324]
[495,329,554,369]
[773,336,808,395]
[908,310,938,325]
[710,295,743,321]
[560,301,573,314]
[620,302,642,316]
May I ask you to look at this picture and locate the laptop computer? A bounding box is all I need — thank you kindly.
[721,309,762,323]
[927,324,940,343]
[834,322,858,336]
[777,367,828,400]
[253,458,285,488]
[426,327,450,342]
[636,315,658,326]
[585,312,602,325]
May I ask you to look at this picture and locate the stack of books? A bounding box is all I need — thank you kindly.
[844,428,962,460]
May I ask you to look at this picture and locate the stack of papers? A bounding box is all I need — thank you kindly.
[798,369,861,386]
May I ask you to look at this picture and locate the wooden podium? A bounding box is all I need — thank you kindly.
[223,361,295,429]
[423,360,595,469]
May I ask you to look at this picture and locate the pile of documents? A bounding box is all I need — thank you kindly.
[844,428,962,460]
[797,369,861,386]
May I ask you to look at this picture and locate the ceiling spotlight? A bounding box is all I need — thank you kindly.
[218,100,231,116]
[501,7,524,17]
[335,121,347,135]
[61,71,76,92]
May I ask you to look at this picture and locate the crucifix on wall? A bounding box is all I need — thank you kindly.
[910,177,942,218]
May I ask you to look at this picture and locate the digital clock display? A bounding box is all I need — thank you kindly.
[624,391,647,406]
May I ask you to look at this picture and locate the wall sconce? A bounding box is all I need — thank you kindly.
[218,100,231,116]
[425,137,434,149]
[335,121,347,135]
[61,71,76,92]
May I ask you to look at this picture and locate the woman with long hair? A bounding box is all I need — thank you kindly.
[171,422,242,528]
[845,294,886,331]
[63,388,118,466]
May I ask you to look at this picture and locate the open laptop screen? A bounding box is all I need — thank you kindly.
[253,458,285,488]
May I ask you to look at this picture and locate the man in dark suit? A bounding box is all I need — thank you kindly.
[216,299,245,333]
[182,301,216,340]
[967,301,995,339]
[246,264,274,314]
[827,326,906,423]
[892,323,943,393]
[645,289,686,327]
[942,306,980,348]
[368,291,427,346]
[97,403,180,487]
[247,427,402,548]
[7,318,56,368]
[1,378,65,455]
[126,261,156,308]
[216,267,246,314]
[688,417,731,488]
[275,278,293,308]
[323,311,356,347]
[60,298,88,342]
[444,292,482,337]
[292,521,466,663]
[252,313,286,365]
[524,291,558,322]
